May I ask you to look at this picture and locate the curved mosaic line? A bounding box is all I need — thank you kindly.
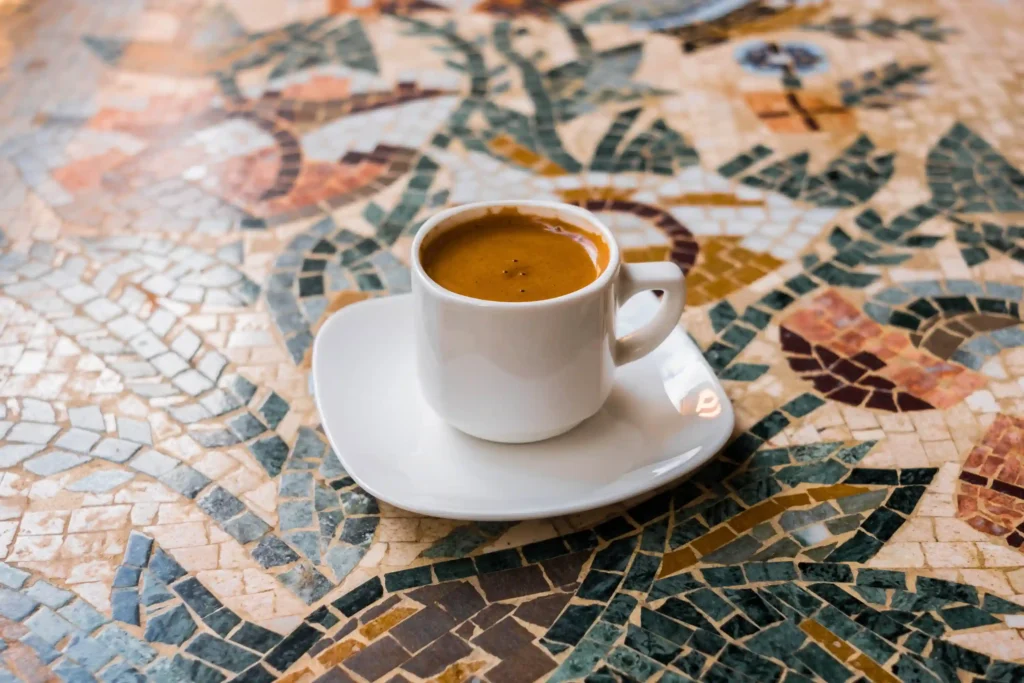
[865,280,1024,372]
[266,216,411,365]
[780,289,987,412]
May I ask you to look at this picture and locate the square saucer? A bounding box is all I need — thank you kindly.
[313,292,734,520]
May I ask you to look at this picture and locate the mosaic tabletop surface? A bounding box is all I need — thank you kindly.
[2,0,1024,681]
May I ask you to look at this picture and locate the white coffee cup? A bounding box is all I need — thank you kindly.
[411,200,686,444]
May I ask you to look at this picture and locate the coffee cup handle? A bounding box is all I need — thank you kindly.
[613,261,686,366]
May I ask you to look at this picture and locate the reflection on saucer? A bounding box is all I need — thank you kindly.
[676,388,722,419]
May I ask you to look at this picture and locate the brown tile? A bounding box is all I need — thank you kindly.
[478,565,551,602]
[314,669,357,683]
[389,606,458,653]
[317,639,366,669]
[360,607,417,640]
[658,547,697,577]
[344,636,411,682]
[401,633,473,678]
[514,594,571,628]
[472,604,514,630]
[483,644,557,683]
[455,621,477,639]
[436,660,486,683]
[472,617,536,658]
[540,551,589,587]
[434,582,486,622]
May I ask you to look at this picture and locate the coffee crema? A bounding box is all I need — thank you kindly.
[420,209,610,303]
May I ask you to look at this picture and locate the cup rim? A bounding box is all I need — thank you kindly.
[410,200,622,309]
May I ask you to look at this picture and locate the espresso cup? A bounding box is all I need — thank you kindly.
[411,200,686,443]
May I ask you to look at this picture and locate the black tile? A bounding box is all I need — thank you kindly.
[174,578,222,617]
[595,517,637,540]
[475,549,522,574]
[384,567,432,592]
[433,558,475,582]
[545,604,602,646]
[592,538,638,572]
[578,570,623,602]
[186,634,259,673]
[230,623,283,654]
[265,623,322,672]
[333,577,383,617]
[522,538,569,564]
[306,606,339,629]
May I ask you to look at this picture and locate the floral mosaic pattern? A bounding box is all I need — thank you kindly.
[1,0,1024,681]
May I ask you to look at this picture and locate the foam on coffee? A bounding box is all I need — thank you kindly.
[420,208,610,302]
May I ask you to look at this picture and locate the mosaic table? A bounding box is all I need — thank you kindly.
[1,0,1024,681]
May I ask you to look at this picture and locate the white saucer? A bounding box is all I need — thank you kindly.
[312,293,734,520]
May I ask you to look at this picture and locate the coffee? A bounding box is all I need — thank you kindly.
[420,209,610,302]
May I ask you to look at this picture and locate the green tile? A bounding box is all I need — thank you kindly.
[856,569,906,590]
[915,577,978,605]
[625,624,682,665]
[722,588,783,627]
[623,554,660,593]
[673,650,706,678]
[794,643,852,683]
[640,608,692,646]
[687,589,734,622]
[721,615,759,639]
[603,594,638,626]
[745,621,807,658]
[606,645,662,680]
[849,628,895,665]
[938,605,1001,630]
[702,567,745,587]
[781,393,826,418]
[719,643,782,680]
[578,570,623,602]
[743,562,797,582]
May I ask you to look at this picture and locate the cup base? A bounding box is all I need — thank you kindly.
[450,418,587,445]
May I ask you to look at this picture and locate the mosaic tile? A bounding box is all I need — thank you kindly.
[2,1,1024,681]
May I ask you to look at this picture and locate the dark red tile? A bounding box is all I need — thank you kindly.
[828,385,869,405]
[472,618,536,658]
[484,644,557,683]
[833,359,867,383]
[540,551,589,587]
[389,606,458,653]
[435,582,486,622]
[514,594,571,628]
[472,604,514,630]
[865,391,897,412]
[810,374,842,393]
[477,565,551,602]
[780,327,812,354]
[851,351,886,371]
[360,596,400,624]
[788,357,822,372]
[814,345,840,367]
[401,633,472,678]
[896,393,934,411]
[344,636,410,681]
